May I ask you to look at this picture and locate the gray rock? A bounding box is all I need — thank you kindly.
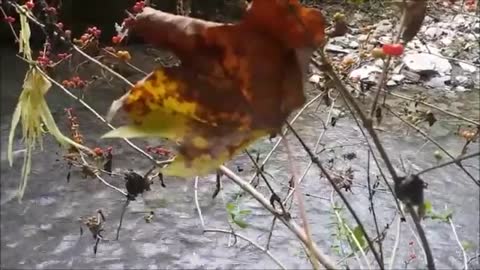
[403,53,452,75]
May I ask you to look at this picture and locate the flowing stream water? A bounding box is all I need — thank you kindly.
[1,47,479,269]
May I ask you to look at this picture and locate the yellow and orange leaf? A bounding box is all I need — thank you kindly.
[103,0,326,177]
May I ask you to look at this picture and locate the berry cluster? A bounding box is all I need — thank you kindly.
[74,26,102,46]
[4,16,16,23]
[93,146,113,157]
[25,1,34,10]
[146,145,172,156]
[62,76,86,89]
[132,1,146,13]
[65,107,84,146]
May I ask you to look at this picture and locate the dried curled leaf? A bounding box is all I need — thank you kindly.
[104,0,326,177]
[8,68,94,201]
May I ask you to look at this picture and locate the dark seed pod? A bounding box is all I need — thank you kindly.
[124,170,151,200]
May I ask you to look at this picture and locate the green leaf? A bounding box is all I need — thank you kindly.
[226,202,236,213]
[352,225,366,250]
[233,217,248,228]
[461,241,474,251]
[238,209,252,216]
[424,200,433,214]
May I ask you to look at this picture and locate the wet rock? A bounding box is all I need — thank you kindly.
[325,44,351,54]
[458,62,477,73]
[309,74,321,84]
[349,65,382,82]
[403,53,452,75]
[426,75,451,88]
[373,19,393,36]
[454,75,469,86]
[387,80,397,86]
[392,74,405,82]
[401,70,421,82]
[453,86,469,92]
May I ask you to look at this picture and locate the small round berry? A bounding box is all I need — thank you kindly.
[93,147,104,156]
[382,43,404,56]
[56,22,64,30]
[25,1,35,9]
[371,47,386,59]
[112,35,121,44]
[5,16,16,23]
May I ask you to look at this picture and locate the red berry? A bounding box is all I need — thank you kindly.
[76,80,86,88]
[5,16,16,23]
[410,254,417,260]
[46,6,56,14]
[408,241,414,246]
[62,80,70,87]
[382,43,404,56]
[132,1,144,13]
[112,35,121,44]
[71,76,80,83]
[93,29,101,38]
[25,1,34,9]
[93,147,103,156]
[56,22,64,30]
[106,146,113,153]
[67,81,76,88]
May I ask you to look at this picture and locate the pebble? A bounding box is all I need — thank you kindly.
[403,53,452,75]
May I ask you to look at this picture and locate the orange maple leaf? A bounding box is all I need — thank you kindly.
[103,0,326,177]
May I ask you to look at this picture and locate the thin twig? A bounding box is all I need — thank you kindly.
[285,122,384,270]
[248,93,325,184]
[416,151,480,176]
[282,135,320,270]
[448,217,469,270]
[385,91,479,126]
[370,2,406,116]
[194,176,206,229]
[367,150,384,267]
[203,229,287,270]
[388,216,402,270]
[219,165,338,270]
[313,54,399,182]
[387,107,479,186]
[35,67,162,166]
[406,204,435,270]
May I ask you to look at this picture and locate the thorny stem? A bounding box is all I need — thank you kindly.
[384,91,479,126]
[285,122,385,270]
[406,204,435,270]
[194,179,287,270]
[313,54,400,182]
[248,93,325,184]
[369,1,406,117]
[341,90,405,218]
[386,107,480,186]
[330,191,369,269]
[220,165,338,270]
[367,151,384,267]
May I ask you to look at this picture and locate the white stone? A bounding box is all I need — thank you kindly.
[458,62,477,73]
[403,53,452,74]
